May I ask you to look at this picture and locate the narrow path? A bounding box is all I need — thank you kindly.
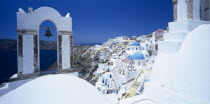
[121,70,149,99]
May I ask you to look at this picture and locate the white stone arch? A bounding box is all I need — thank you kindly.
[17,7,73,76]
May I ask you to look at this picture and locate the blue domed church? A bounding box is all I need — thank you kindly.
[125,42,147,80]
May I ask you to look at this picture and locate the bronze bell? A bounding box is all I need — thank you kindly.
[44,27,52,39]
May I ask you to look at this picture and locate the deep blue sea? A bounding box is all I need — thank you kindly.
[0,50,57,84]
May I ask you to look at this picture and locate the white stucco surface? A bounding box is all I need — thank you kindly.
[0,75,112,104]
[158,41,182,53]
[164,32,186,41]
[17,7,72,31]
[23,35,34,74]
[193,0,200,20]
[150,24,210,103]
[62,35,70,69]
[169,20,210,33]
[177,0,187,21]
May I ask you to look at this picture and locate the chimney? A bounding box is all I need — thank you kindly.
[28,7,33,14]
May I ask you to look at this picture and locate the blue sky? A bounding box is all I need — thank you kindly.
[0,0,173,43]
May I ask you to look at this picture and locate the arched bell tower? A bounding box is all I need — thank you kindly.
[16,7,74,77]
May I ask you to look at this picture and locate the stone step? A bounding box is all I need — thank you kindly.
[169,20,210,33]
[158,40,182,53]
[164,32,187,41]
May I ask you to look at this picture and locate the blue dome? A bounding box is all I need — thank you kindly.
[127,52,145,60]
[131,42,140,46]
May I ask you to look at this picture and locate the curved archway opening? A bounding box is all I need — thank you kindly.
[39,20,58,72]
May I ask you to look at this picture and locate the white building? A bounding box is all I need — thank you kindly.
[95,72,115,94]
[126,42,141,55]
[126,52,145,80]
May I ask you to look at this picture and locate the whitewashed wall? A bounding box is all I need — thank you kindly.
[22,35,34,74]
[62,35,70,69]
[177,0,188,21]
[17,7,72,31]
[193,0,200,20]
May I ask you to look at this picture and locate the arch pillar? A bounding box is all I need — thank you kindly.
[187,0,200,20]
[58,31,72,71]
[17,29,38,77]
[176,0,200,21]
[172,0,178,21]
[70,32,74,67]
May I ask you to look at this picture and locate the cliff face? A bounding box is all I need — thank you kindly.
[74,45,99,74]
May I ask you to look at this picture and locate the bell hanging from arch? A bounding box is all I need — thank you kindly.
[44,27,53,39]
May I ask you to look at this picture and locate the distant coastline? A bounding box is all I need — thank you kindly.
[75,43,103,46]
[0,39,102,51]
